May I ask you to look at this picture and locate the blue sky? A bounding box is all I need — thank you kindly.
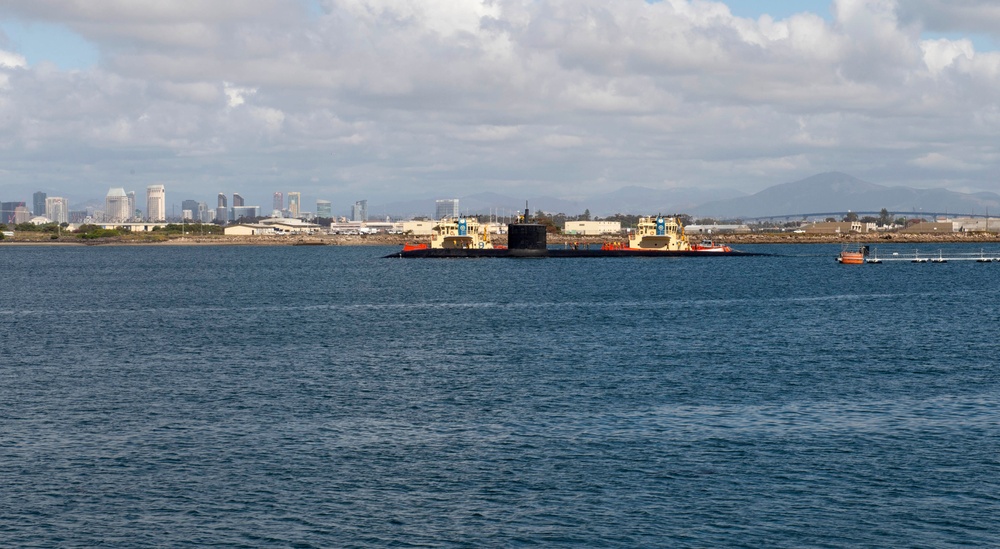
[0,20,99,70]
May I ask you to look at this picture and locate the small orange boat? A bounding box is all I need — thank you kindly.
[837,245,869,264]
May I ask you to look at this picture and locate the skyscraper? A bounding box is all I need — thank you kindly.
[33,191,46,216]
[127,191,137,220]
[181,199,199,220]
[233,193,245,207]
[351,200,367,222]
[287,192,301,218]
[147,184,166,222]
[316,200,332,219]
[44,197,69,224]
[435,199,459,220]
[217,193,228,224]
[273,192,283,213]
[105,188,130,222]
[1,201,26,224]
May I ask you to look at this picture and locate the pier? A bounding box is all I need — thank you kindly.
[866,249,1000,263]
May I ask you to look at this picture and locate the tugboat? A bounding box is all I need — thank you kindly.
[626,216,692,251]
[429,217,495,250]
[400,217,497,253]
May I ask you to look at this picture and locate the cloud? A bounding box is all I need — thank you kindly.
[0,0,998,209]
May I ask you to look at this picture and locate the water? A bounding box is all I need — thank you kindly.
[2,244,999,547]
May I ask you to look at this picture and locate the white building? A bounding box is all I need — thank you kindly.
[224,224,277,236]
[352,200,368,222]
[44,196,69,224]
[105,187,131,222]
[146,184,166,221]
[563,220,622,235]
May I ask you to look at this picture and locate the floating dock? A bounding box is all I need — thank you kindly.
[866,249,1000,263]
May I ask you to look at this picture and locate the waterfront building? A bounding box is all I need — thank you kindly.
[273,192,283,213]
[105,188,130,222]
[127,191,137,220]
[435,199,459,220]
[198,202,210,223]
[287,192,301,218]
[33,192,46,216]
[147,185,166,222]
[233,193,245,207]
[44,197,69,224]
[316,200,332,219]
[351,200,367,222]
[563,221,622,236]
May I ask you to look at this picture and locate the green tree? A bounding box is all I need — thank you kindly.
[843,211,859,222]
[878,208,891,226]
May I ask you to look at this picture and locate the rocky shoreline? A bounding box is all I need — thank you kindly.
[3,231,1000,246]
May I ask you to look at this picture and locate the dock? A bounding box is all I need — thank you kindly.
[866,249,1000,263]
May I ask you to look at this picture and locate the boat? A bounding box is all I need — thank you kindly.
[429,217,494,250]
[626,216,692,251]
[389,213,762,258]
[691,239,733,253]
[837,245,868,264]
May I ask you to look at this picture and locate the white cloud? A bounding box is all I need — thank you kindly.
[0,49,28,69]
[0,0,999,207]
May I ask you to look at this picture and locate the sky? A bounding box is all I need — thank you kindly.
[1,0,1000,215]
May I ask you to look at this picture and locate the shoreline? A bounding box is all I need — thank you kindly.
[3,232,1000,247]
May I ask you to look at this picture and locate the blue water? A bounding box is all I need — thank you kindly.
[2,244,999,547]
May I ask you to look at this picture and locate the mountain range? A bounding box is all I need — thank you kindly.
[375,172,1000,220]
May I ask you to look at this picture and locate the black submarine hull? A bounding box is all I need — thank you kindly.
[384,248,767,258]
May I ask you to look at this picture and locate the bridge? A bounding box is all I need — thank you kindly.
[743,211,992,222]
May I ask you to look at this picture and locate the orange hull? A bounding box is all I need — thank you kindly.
[838,252,865,264]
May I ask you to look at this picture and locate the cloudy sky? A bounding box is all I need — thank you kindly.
[1,0,999,214]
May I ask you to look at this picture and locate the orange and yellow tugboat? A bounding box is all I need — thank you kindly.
[626,216,692,251]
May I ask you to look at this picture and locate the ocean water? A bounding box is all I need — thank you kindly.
[1,243,999,547]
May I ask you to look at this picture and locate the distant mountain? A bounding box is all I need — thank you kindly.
[691,172,1000,219]
[374,187,748,218]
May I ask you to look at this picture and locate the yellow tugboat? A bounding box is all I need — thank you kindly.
[627,216,692,251]
[429,217,495,250]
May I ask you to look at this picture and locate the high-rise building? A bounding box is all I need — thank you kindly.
[217,193,228,224]
[105,188,130,222]
[181,199,199,215]
[435,199,459,220]
[351,199,368,222]
[13,206,30,224]
[146,184,166,222]
[198,202,210,223]
[233,193,245,207]
[316,200,332,219]
[44,197,69,224]
[127,191,137,220]
[273,192,283,213]
[287,192,301,218]
[232,205,260,220]
[33,191,47,216]
[1,201,26,224]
